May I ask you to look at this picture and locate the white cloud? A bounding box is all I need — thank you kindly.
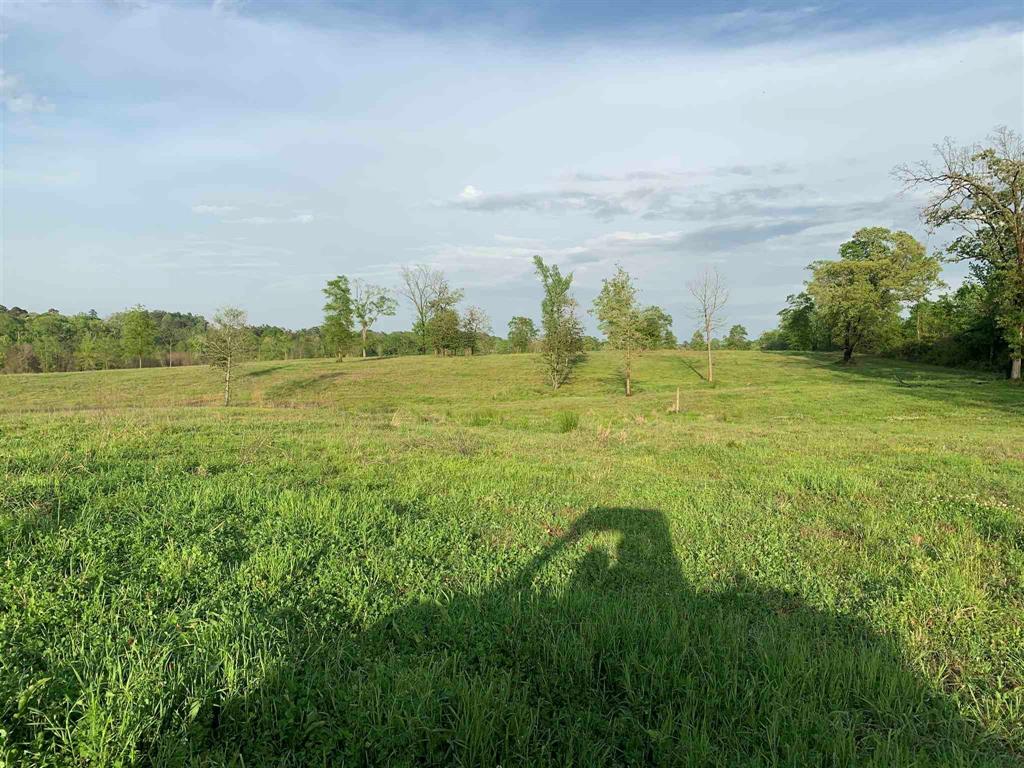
[192,204,238,214]
[459,185,482,200]
[0,69,54,113]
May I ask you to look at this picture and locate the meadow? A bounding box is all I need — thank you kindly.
[1,350,1022,766]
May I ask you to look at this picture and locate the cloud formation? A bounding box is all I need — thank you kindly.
[1,0,1019,332]
[0,69,53,113]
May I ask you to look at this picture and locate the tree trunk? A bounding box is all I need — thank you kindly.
[1013,326,1022,380]
[674,386,680,413]
[843,345,853,363]
[138,355,142,369]
[705,333,713,383]
[362,327,367,358]
[625,364,632,396]
[224,358,231,406]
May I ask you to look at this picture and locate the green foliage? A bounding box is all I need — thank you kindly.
[724,324,750,350]
[120,305,158,368]
[637,305,676,349]
[533,256,584,389]
[322,276,355,360]
[199,307,256,405]
[808,228,941,362]
[352,281,398,356]
[507,316,538,353]
[592,267,653,394]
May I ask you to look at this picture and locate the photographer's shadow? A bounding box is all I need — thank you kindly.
[352,507,1009,765]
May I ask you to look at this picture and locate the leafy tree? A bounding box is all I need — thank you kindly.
[120,305,157,368]
[399,265,445,353]
[200,307,255,406]
[352,280,398,358]
[807,228,941,363]
[592,267,644,396]
[777,292,828,350]
[897,127,1024,379]
[689,329,705,350]
[533,256,583,389]
[427,308,461,355]
[687,267,728,382]
[460,305,491,354]
[724,324,750,350]
[322,276,354,360]
[638,306,676,349]
[507,316,538,353]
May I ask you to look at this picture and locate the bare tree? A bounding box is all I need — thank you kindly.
[398,265,444,354]
[895,127,1024,379]
[687,267,728,383]
[200,307,255,406]
[352,280,397,357]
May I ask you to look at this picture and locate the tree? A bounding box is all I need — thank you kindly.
[507,316,538,353]
[322,276,354,360]
[121,305,156,368]
[592,267,645,396]
[637,305,676,349]
[200,307,255,406]
[724,324,750,350]
[687,267,728,383]
[352,280,398,358]
[399,265,445,354]
[688,329,705,350]
[807,228,940,364]
[460,305,491,354]
[896,127,1024,379]
[533,256,584,389]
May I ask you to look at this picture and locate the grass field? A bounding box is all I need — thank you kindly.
[1,350,1022,766]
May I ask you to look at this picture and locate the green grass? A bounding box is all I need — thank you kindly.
[1,350,1022,766]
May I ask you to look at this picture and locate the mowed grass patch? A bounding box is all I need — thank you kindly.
[0,351,1022,766]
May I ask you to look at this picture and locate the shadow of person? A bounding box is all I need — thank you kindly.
[155,507,1014,766]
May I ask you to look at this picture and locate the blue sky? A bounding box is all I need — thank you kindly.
[1,1,1021,336]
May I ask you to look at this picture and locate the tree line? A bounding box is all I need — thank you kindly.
[758,128,1023,379]
[4,128,1019,386]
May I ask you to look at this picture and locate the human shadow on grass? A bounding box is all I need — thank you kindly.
[152,508,1014,766]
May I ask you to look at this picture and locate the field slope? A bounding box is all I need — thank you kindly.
[1,351,1022,766]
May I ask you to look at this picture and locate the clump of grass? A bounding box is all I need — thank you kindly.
[555,411,579,433]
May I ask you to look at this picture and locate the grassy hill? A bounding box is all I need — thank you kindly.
[1,351,1022,765]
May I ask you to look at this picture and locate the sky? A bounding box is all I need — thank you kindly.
[1,1,1022,337]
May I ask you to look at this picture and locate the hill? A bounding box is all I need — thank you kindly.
[1,351,1022,765]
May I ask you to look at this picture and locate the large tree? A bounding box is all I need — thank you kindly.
[807,228,940,364]
[592,267,645,396]
[322,276,354,360]
[352,280,397,358]
[533,256,583,389]
[637,305,676,349]
[398,265,444,354]
[687,267,728,383]
[200,307,255,406]
[120,305,156,368]
[507,316,538,353]
[896,127,1024,379]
